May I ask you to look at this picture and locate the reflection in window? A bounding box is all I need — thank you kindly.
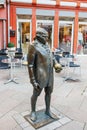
[59,23,72,53]
[77,24,87,55]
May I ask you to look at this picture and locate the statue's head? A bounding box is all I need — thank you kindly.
[36,27,48,44]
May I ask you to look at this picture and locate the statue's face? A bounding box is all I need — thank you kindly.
[43,35,48,42]
[36,28,48,43]
[42,31,48,43]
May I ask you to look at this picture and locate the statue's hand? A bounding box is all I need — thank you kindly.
[33,82,40,91]
[54,63,62,73]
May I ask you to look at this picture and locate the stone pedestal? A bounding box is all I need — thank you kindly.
[24,109,59,129]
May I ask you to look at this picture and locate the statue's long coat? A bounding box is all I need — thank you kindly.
[27,39,57,90]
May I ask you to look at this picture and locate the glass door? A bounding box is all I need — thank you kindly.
[59,21,74,54]
[17,19,31,55]
[36,20,54,49]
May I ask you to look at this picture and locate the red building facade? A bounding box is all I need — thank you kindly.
[1,0,87,55]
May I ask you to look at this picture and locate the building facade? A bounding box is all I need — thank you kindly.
[1,0,87,55]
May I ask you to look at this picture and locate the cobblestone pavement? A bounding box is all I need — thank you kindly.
[0,56,87,130]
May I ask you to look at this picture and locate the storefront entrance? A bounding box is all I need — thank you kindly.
[17,19,31,55]
[59,21,74,54]
[36,20,54,48]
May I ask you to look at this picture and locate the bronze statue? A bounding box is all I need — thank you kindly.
[27,27,62,121]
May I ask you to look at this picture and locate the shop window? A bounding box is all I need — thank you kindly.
[59,21,73,53]
[77,23,87,55]
[17,20,31,55]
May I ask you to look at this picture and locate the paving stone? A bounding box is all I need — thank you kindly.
[20,121,30,128]
[66,108,87,122]
[0,115,20,130]
[13,114,26,124]
[21,111,30,116]
[84,123,87,130]
[23,126,35,130]
[37,120,62,130]
[0,98,20,116]
[0,57,87,130]
[79,97,87,112]
[12,125,23,130]
[56,120,84,130]
[51,107,65,119]
[0,113,3,118]
[14,102,30,113]
[58,117,72,125]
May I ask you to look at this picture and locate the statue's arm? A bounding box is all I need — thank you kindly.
[27,44,40,90]
[27,45,36,84]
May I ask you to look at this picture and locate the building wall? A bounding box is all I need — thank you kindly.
[0,8,6,19]
[7,0,87,54]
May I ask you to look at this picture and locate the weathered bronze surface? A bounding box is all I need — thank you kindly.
[27,27,62,122]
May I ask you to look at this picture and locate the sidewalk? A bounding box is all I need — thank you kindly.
[0,56,87,130]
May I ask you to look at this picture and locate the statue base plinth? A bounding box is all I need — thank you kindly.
[24,109,59,129]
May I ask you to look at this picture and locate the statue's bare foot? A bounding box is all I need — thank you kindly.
[30,112,37,121]
[45,111,57,119]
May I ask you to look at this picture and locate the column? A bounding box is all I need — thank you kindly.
[73,11,79,53]
[10,5,16,46]
[32,0,37,4]
[32,7,36,40]
[32,0,37,40]
[56,0,60,6]
[0,21,3,49]
[3,20,6,49]
[54,9,59,48]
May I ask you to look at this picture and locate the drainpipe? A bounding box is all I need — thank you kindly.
[3,20,6,49]
[3,0,6,49]
[7,0,10,43]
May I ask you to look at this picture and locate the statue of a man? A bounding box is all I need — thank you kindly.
[27,27,62,121]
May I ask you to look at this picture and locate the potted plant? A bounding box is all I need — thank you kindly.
[7,42,16,51]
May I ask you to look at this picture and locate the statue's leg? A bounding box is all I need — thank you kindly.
[45,87,55,119]
[30,88,42,121]
[45,87,51,115]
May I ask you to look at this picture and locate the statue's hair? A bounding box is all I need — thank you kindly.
[36,27,48,37]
